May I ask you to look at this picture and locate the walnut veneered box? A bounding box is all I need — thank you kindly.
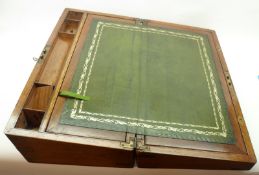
[5,8,256,169]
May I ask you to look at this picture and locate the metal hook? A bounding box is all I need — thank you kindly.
[33,54,43,62]
[32,46,49,62]
[33,57,39,61]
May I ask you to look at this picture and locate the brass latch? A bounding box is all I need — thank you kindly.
[33,45,51,63]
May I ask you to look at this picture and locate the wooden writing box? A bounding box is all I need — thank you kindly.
[5,8,256,169]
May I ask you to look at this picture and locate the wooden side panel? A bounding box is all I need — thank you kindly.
[136,151,254,170]
[210,30,257,162]
[6,134,135,168]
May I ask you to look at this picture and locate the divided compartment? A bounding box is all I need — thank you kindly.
[66,11,83,21]
[36,11,83,86]
[15,83,54,130]
[59,11,83,35]
[15,11,83,130]
[60,20,80,35]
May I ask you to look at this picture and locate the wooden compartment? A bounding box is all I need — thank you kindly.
[24,83,53,111]
[5,8,256,169]
[13,9,82,131]
[60,20,80,34]
[66,11,83,21]
[15,109,44,130]
[15,83,53,130]
[36,35,73,85]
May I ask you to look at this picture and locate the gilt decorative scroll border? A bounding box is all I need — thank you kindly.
[69,21,227,137]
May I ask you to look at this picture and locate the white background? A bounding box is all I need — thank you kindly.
[0,0,258,174]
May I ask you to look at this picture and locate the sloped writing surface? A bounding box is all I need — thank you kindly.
[59,19,235,144]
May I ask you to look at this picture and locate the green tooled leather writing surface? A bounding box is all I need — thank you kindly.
[60,19,235,144]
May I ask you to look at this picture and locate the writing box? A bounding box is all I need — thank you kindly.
[5,8,256,169]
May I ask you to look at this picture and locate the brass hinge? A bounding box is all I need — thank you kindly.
[120,137,136,149]
[136,137,150,151]
[135,18,148,26]
[120,136,150,151]
[33,45,51,63]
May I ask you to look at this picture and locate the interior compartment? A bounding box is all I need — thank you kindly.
[24,83,53,111]
[66,11,83,21]
[15,109,45,130]
[36,35,73,85]
[60,20,80,34]
[15,83,54,130]
[15,10,83,130]
[36,15,82,85]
